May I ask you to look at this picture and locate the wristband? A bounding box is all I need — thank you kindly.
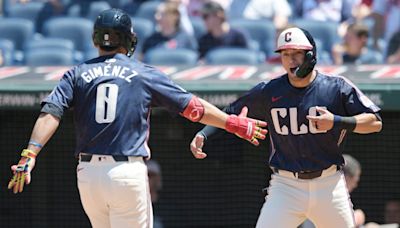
[21,149,38,159]
[197,131,207,140]
[333,115,356,131]
[29,140,43,148]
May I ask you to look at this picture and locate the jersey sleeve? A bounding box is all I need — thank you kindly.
[225,82,268,120]
[41,67,76,117]
[340,77,381,115]
[144,68,192,113]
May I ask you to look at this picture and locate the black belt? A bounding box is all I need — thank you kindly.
[80,154,129,162]
[272,166,340,180]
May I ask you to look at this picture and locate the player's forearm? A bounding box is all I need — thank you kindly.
[353,113,382,134]
[27,113,61,154]
[198,98,228,129]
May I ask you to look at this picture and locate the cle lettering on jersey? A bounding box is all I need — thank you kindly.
[81,65,138,83]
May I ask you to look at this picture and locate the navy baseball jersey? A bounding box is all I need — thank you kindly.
[226,72,380,172]
[42,53,192,157]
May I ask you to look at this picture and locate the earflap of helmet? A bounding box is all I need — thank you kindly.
[294,28,317,78]
[126,32,138,57]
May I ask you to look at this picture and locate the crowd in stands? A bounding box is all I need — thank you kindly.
[1,0,400,66]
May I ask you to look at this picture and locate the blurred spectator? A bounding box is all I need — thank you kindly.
[141,2,197,56]
[186,0,232,17]
[371,0,400,52]
[384,200,400,225]
[198,1,248,58]
[332,22,382,65]
[35,0,65,33]
[146,159,164,228]
[121,0,147,15]
[242,0,292,30]
[36,0,101,33]
[342,154,362,193]
[386,30,400,63]
[166,0,194,36]
[337,0,374,38]
[298,0,343,22]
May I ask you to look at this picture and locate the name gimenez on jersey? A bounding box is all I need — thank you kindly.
[81,65,138,83]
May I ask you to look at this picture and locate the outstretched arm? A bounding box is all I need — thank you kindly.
[8,113,60,193]
[183,97,268,159]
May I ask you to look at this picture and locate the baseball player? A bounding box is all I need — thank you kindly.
[190,27,383,228]
[7,8,267,228]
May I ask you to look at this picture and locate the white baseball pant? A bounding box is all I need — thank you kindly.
[76,154,152,228]
[256,165,355,228]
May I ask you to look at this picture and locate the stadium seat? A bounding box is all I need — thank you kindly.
[144,48,199,66]
[87,1,112,21]
[0,18,34,63]
[0,18,34,51]
[131,17,155,54]
[205,47,265,65]
[25,38,75,52]
[43,17,94,53]
[134,1,161,23]
[24,48,74,66]
[190,17,207,40]
[0,39,15,66]
[230,19,275,58]
[7,2,44,22]
[293,19,340,54]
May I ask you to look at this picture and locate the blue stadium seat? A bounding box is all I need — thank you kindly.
[144,48,199,66]
[25,38,75,51]
[293,19,340,55]
[0,39,15,66]
[0,18,34,51]
[43,17,94,53]
[205,47,265,65]
[230,19,275,58]
[87,1,112,22]
[131,17,155,54]
[134,1,161,23]
[7,2,44,22]
[190,17,207,40]
[0,18,34,63]
[24,48,74,66]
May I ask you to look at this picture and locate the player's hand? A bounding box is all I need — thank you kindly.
[225,106,268,146]
[190,134,207,159]
[306,106,334,131]
[8,150,37,194]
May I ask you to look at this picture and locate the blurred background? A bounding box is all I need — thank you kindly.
[0,0,399,227]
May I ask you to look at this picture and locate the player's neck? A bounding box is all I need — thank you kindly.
[288,70,317,88]
[98,47,128,57]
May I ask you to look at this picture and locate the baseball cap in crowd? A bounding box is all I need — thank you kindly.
[275,27,314,52]
[201,1,225,16]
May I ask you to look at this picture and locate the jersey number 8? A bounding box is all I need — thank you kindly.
[96,83,119,123]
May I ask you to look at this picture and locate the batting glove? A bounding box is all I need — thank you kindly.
[8,149,37,194]
[225,106,268,146]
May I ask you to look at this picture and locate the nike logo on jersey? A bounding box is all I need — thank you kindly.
[271,96,283,102]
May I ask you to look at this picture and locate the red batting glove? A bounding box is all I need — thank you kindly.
[225,106,268,146]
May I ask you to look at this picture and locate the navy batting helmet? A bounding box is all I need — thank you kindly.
[93,8,137,57]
